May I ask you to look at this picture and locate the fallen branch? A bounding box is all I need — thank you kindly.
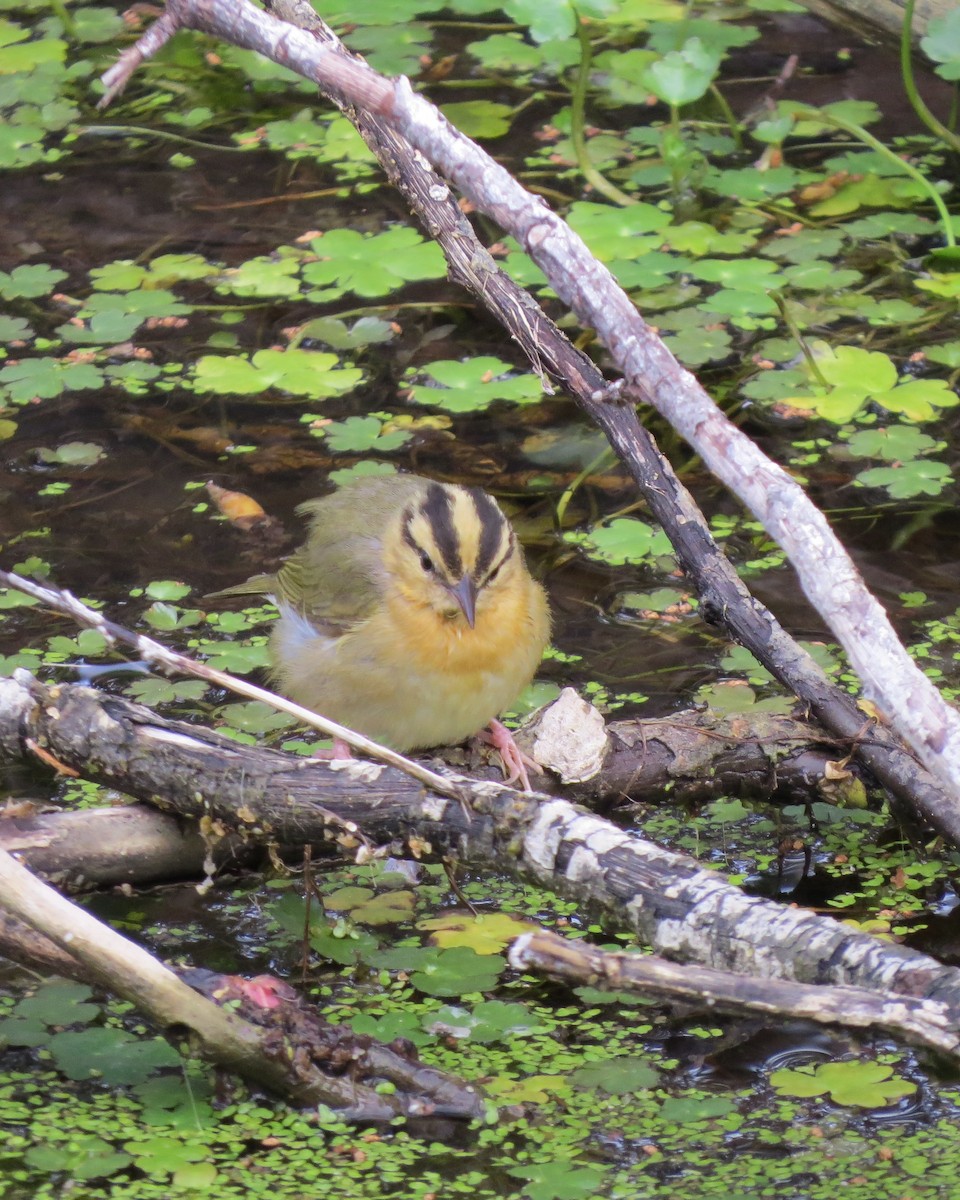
[4,671,960,1027]
[0,805,255,889]
[0,843,482,1118]
[509,930,960,1059]
[0,689,878,905]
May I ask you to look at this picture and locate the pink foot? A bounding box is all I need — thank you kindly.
[313,737,354,761]
[481,719,540,791]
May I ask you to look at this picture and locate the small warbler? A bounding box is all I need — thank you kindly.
[219,473,550,787]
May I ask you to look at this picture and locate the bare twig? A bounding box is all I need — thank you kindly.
[0,569,504,809]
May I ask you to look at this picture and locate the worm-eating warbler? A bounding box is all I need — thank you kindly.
[221,474,550,786]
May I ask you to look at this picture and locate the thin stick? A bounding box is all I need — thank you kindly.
[0,569,488,806]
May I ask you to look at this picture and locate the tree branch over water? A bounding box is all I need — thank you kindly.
[99,0,960,837]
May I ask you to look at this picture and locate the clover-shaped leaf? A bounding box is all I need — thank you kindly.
[319,415,411,453]
[507,1162,609,1200]
[567,200,671,261]
[873,379,958,421]
[921,9,960,80]
[770,1059,916,1107]
[0,262,67,299]
[566,517,674,566]
[406,357,544,412]
[815,344,897,392]
[441,100,514,139]
[194,349,361,399]
[641,38,722,106]
[302,226,445,299]
[426,1000,543,1042]
[0,357,104,404]
[571,1055,659,1094]
[846,426,940,460]
[217,253,302,298]
[856,460,951,498]
[419,911,536,954]
[409,946,505,996]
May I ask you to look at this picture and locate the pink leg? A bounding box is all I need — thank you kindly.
[312,737,354,761]
[481,719,540,791]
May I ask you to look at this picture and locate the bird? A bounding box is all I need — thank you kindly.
[215,473,550,789]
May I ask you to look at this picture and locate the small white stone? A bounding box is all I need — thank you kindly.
[527,688,608,783]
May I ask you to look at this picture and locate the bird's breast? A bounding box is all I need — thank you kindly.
[269,579,548,751]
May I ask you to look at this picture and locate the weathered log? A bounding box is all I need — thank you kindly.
[0,805,254,889]
[800,0,945,41]
[4,672,960,1027]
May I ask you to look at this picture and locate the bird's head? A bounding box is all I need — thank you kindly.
[384,481,523,629]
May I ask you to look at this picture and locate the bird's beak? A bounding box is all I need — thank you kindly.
[447,576,477,628]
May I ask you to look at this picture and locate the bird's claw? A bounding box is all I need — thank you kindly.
[481,719,541,792]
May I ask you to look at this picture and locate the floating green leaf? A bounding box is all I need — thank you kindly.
[441,100,513,139]
[566,517,674,566]
[572,1054,659,1093]
[567,200,672,261]
[36,441,104,467]
[856,460,951,498]
[296,315,395,350]
[0,356,104,403]
[508,1162,609,1200]
[25,1136,131,1182]
[921,9,960,81]
[0,263,67,299]
[419,911,536,953]
[770,1059,916,1107]
[319,415,411,453]
[323,885,416,926]
[641,37,722,107]
[427,1000,543,1043]
[193,348,362,399]
[216,253,302,298]
[409,946,505,996]
[301,226,445,300]
[659,1095,736,1121]
[406,357,544,412]
[49,1027,181,1084]
[845,426,941,460]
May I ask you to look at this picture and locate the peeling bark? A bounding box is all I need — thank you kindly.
[4,672,960,1026]
[509,930,960,1058]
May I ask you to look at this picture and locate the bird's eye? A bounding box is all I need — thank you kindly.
[486,564,501,584]
[419,552,434,573]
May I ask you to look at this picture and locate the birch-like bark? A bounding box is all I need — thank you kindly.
[509,930,960,1058]
[4,672,959,1025]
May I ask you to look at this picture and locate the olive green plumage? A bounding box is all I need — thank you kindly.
[218,474,550,770]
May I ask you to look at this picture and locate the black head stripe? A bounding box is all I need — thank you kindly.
[422,483,462,576]
[470,488,509,577]
[401,504,421,556]
[485,529,516,581]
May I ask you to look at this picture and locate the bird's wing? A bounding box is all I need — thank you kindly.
[278,476,426,630]
[205,573,276,601]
